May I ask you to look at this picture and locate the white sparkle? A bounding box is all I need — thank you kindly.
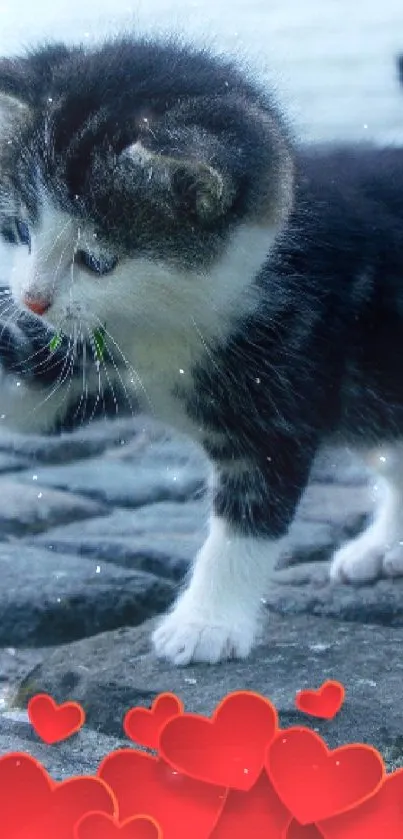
[37,492,42,499]
[96,565,101,574]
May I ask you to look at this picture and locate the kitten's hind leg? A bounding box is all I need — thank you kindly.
[330,443,403,582]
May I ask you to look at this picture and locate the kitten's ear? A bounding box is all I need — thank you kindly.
[169,159,235,224]
[125,141,236,224]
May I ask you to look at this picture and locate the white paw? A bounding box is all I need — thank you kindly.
[330,535,403,583]
[330,539,383,583]
[152,596,257,665]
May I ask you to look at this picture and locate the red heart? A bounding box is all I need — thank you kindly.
[76,812,161,839]
[287,820,325,838]
[210,771,291,838]
[124,693,183,749]
[266,727,384,824]
[0,752,54,836]
[47,776,117,839]
[159,691,278,791]
[28,693,85,743]
[318,768,403,839]
[99,749,227,839]
[0,752,116,838]
[295,681,345,720]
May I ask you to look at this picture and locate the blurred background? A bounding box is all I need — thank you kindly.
[0,0,402,143]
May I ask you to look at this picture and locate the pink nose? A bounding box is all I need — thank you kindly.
[23,295,51,316]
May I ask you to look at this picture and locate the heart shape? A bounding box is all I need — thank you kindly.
[160,691,278,791]
[0,752,54,836]
[0,753,116,838]
[99,749,227,839]
[76,812,161,839]
[28,693,85,743]
[295,681,345,720]
[47,776,117,839]
[210,770,291,838]
[287,820,325,838]
[318,767,403,839]
[124,693,183,749]
[266,727,384,823]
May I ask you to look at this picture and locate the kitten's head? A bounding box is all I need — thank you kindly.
[0,38,294,346]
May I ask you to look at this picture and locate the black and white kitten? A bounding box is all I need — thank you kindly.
[0,37,403,666]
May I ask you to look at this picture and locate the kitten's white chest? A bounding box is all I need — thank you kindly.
[122,332,201,435]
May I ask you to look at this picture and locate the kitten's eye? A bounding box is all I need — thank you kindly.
[1,219,31,250]
[76,250,118,276]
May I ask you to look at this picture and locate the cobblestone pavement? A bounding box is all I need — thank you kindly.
[0,416,384,650]
[1,0,403,777]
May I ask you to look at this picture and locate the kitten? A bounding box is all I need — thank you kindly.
[0,38,403,666]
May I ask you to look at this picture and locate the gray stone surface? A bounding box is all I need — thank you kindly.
[310,447,371,486]
[0,713,128,779]
[14,458,206,508]
[266,563,403,625]
[279,520,343,567]
[28,501,208,577]
[0,544,174,646]
[297,483,371,533]
[13,613,403,772]
[0,453,30,473]
[0,481,106,538]
[0,417,140,464]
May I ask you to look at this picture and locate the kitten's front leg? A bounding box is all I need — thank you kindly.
[153,444,315,665]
